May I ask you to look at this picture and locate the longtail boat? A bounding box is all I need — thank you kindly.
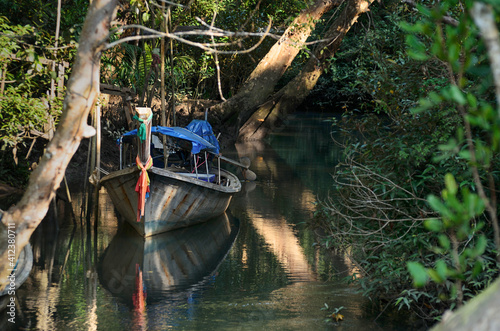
[100,107,243,237]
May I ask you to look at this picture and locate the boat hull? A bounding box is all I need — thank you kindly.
[101,166,241,237]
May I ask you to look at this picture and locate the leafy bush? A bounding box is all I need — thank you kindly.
[313,0,500,322]
[0,16,64,183]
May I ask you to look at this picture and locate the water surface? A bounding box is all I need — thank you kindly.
[6,113,415,330]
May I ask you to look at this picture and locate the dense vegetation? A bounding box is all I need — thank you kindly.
[312,0,500,323]
[0,0,305,186]
[0,0,84,186]
[2,0,500,325]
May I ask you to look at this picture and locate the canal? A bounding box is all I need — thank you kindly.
[4,113,416,330]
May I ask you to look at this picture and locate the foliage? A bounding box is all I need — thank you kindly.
[313,0,500,322]
[104,0,310,102]
[0,14,71,185]
[0,87,53,148]
[321,303,345,324]
[401,0,500,311]
[0,17,63,139]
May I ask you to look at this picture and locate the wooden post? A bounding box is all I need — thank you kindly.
[94,101,101,242]
[168,8,176,126]
[96,101,101,182]
[0,62,6,96]
[124,100,134,130]
[51,0,62,100]
[136,107,152,164]
[57,63,65,99]
[161,2,168,168]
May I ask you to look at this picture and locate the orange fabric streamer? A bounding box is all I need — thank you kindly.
[135,155,153,222]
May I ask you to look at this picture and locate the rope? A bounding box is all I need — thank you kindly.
[135,155,153,222]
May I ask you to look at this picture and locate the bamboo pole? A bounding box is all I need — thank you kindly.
[89,107,96,181]
[96,101,101,183]
[51,0,62,100]
[0,63,6,96]
[168,8,176,126]
[85,104,97,221]
[161,2,168,168]
[90,100,102,237]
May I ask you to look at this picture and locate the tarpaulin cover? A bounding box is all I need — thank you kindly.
[121,126,218,154]
[185,120,220,155]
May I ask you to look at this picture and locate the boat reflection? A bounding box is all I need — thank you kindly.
[98,212,239,305]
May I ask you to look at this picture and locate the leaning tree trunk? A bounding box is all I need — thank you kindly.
[0,0,118,288]
[430,276,500,331]
[238,0,375,141]
[213,0,341,134]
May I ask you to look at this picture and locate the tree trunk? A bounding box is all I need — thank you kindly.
[238,0,375,141]
[430,276,500,331]
[0,0,118,288]
[213,0,341,136]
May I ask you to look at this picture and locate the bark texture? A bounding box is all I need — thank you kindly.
[213,0,341,136]
[0,0,119,288]
[238,0,375,141]
[431,277,500,331]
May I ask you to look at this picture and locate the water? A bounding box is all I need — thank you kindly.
[4,113,415,330]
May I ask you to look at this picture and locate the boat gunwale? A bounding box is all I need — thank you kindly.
[100,165,241,194]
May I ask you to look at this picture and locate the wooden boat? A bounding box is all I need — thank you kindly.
[98,212,239,303]
[100,107,243,237]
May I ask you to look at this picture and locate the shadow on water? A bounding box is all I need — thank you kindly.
[3,113,422,330]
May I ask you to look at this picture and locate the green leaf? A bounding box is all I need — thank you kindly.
[428,195,452,220]
[425,218,443,232]
[458,149,471,161]
[438,234,450,250]
[472,260,483,278]
[428,260,448,284]
[407,50,429,61]
[436,260,448,281]
[444,173,458,195]
[471,235,487,257]
[407,262,429,287]
[428,269,442,283]
[449,85,466,105]
[467,93,477,108]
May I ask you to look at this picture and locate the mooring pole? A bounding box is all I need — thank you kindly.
[136,107,152,164]
[161,2,168,168]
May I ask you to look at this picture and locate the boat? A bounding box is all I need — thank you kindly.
[100,107,244,237]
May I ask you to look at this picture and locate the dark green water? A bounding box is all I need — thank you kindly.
[5,113,416,330]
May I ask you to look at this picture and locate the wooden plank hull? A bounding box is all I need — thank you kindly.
[101,166,241,237]
[98,213,239,302]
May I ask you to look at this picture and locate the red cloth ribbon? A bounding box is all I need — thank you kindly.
[135,155,153,222]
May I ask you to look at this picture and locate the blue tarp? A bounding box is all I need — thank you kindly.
[185,120,221,154]
[121,125,219,155]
